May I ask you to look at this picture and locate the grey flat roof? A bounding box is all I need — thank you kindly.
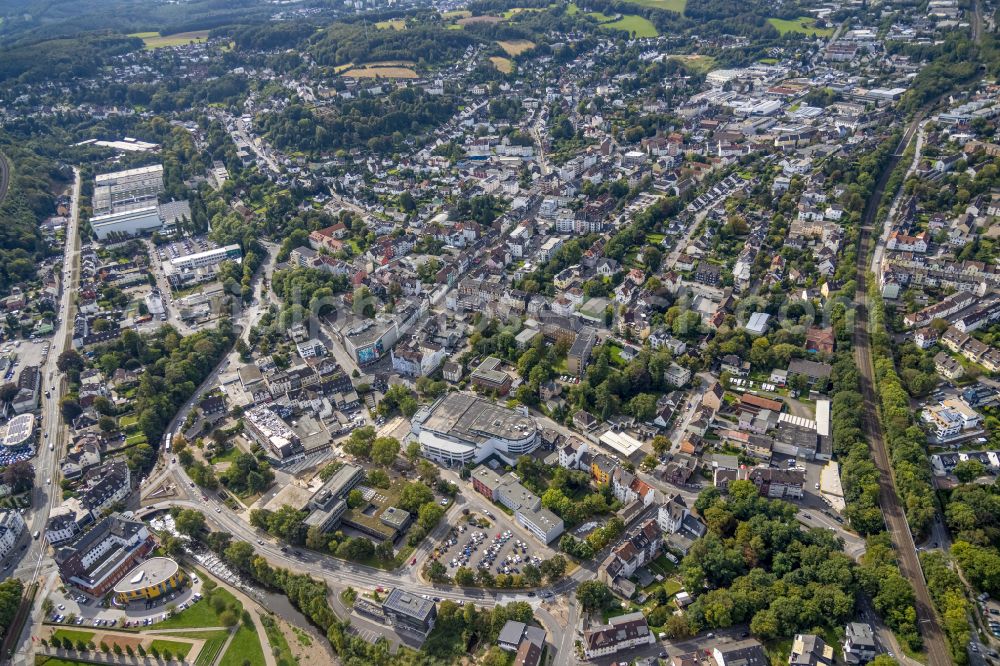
[383,588,435,621]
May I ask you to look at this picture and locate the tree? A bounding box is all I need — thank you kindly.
[426,560,448,582]
[60,397,82,422]
[405,441,422,462]
[454,566,476,586]
[417,502,445,531]
[220,610,239,627]
[225,541,255,572]
[575,580,613,611]
[523,563,542,586]
[371,437,401,466]
[175,509,206,537]
[540,555,567,583]
[954,459,984,483]
[2,460,34,493]
[347,489,365,508]
[398,481,434,513]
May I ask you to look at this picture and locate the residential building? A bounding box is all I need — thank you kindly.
[55,514,155,596]
[567,327,597,376]
[713,639,769,666]
[843,623,877,665]
[790,634,834,666]
[583,612,655,658]
[0,510,26,560]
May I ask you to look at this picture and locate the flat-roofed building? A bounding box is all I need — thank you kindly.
[303,463,364,533]
[412,393,539,465]
[381,588,437,636]
[93,165,164,216]
[244,405,303,460]
[470,356,513,395]
[90,206,163,240]
[112,557,187,604]
[567,326,597,376]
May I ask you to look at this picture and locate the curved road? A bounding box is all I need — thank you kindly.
[852,119,951,666]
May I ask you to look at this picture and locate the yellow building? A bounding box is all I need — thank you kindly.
[112,557,187,604]
[591,454,616,485]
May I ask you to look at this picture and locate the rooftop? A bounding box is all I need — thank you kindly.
[112,557,180,594]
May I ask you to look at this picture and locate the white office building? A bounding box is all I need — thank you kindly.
[90,207,163,240]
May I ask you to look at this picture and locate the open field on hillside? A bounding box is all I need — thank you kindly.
[490,56,514,73]
[767,16,834,36]
[619,0,686,13]
[599,14,659,37]
[129,31,209,49]
[341,66,418,78]
[497,39,535,56]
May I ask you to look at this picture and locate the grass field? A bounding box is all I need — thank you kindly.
[374,19,406,30]
[587,10,618,21]
[490,56,514,73]
[501,6,546,17]
[50,629,95,645]
[457,15,502,25]
[620,0,686,13]
[599,14,659,37]
[168,630,230,666]
[669,54,717,74]
[156,588,238,629]
[341,66,418,79]
[149,639,193,657]
[441,9,472,18]
[767,16,834,36]
[219,624,265,666]
[497,39,535,56]
[129,31,210,49]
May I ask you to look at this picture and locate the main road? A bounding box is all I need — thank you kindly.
[852,120,951,666]
[10,167,83,662]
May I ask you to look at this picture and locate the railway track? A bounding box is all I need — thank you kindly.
[852,119,952,666]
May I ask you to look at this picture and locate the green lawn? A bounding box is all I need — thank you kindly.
[50,629,96,644]
[767,16,834,36]
[155,588,239,629]
[209,445,243,464]
[219,624,266,666]
[149,639,194,657]
[599,14,659,37]
[166,630,230,666]
[619,0,686,14]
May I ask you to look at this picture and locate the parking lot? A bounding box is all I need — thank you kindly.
[154,234,217,266]
[434,520,544,577]
[46,571,204,628]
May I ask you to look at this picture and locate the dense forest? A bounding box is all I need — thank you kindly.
[259,87,458,155]
[0,132,69,294]
[309,23,479,67]
[0,34,140,84]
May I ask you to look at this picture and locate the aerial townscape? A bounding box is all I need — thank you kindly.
[0,0,999,664]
